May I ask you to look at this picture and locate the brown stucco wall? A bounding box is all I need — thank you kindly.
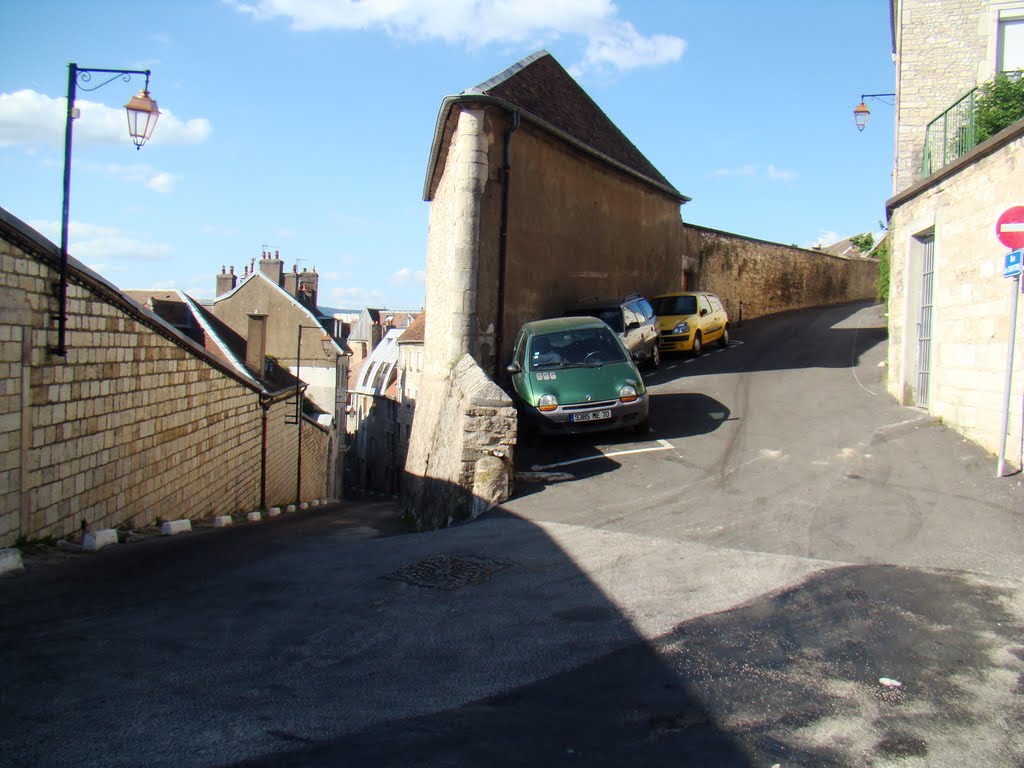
[0,210,329,546]
[494,112,685,368]
[685,225,880,322]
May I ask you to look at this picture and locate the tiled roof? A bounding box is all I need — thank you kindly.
[425,50,686,202]
[397,311,426,344]
[468,52,678,194]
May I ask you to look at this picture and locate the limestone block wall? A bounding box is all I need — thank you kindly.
[893,0,1008,192]
[886,123,1024,459]
[684,224,880,321]
[0,209,330,546]
[401,354,515,529]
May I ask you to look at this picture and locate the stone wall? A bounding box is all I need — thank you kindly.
[893,0,1006,193]
[683,224,880,321]
[0,209,329,546]
[886,120,1024,459]
[401,354,515,529]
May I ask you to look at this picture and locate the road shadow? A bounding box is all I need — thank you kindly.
[652,301,888,382]
[513,392,729,480]
[2,491,1020,766]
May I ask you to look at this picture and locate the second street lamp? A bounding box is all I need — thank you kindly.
[853,92,895,131]
[53,62,161,356]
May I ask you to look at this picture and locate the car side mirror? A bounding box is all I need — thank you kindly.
[700,308,708,317]
[626,321,640,331]
[506,362,522,374]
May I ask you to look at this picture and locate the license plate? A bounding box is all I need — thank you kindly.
[570,409,612,423]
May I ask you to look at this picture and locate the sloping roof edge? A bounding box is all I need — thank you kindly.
[422,92,690,204]
[0,206,262,394]
[212,270,350,356]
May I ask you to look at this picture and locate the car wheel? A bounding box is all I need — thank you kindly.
[649,344,661,370]
[719,326,730,348]
[692,331,702,357]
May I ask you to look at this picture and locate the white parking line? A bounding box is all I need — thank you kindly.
[531,442,674,471]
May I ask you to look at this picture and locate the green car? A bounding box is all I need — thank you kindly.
[506,316,650,435]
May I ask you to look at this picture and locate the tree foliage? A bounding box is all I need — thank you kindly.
[975,71,1024,143]
[849,232,875,254]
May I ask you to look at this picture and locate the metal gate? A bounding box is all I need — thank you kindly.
[915,235,935,406]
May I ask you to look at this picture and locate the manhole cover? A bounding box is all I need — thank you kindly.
[385,554,510,591]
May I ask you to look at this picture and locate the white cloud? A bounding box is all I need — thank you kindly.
[28,219,172,262]
[766,164,797,181]
[0,89,211,148]
[391,267,426,284]
[802,230,842,249]
[86,161,180,192]
[712,164,797,181]
[228,0,684,74]
[328,285,385,307]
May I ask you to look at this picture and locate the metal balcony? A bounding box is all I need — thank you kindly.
[921,88,978,177]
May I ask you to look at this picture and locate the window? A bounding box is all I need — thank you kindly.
[699,295,713,315]
[999,16,1024,73]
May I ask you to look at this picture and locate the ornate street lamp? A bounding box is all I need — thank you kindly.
[853,93,895,132]
[52,63,161,356]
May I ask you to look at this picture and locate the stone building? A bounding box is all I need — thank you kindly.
[0,209,331,547]
[346,327,402,494]
[885,0,1024,463]
[346,308,419,372]
[395,312,426,476]
[208,252,350,498]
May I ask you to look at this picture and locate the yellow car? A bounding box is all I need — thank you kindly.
[652,292,730,356]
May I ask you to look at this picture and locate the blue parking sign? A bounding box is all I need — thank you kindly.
[1005,249,1023,278]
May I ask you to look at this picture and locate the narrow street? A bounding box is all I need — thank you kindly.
[1,301,1021,767]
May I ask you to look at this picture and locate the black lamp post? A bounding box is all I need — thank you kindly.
[853,92,895,131]
[294,325,334,505]
[52,63,161,356]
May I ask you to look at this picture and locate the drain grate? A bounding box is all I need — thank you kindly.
[385,554,511,591]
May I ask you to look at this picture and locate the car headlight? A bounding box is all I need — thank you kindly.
[673,321,690,334]
[619,385,638,403]
[537,393,559,412]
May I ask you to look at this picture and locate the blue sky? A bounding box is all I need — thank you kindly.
[0,1,895,311]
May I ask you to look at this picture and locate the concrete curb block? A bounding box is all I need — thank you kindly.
[286,504,297,513]
[246,511,262,523]
[161,520,192,536]
[83,529,119,552]
[515,471,576,484]
[299,502,309,510]
[268,507,281,517]
[213,515,232,528]
[0,548,24,575]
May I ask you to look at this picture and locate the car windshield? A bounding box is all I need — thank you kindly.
[565,307,623,333]
[652,295,698,316]
[529,327,627,370]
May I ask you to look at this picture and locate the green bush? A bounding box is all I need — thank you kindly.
[975,71,1024,143]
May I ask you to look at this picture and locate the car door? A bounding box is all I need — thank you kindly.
[621,303,644,357]
[697,294,718,342]
[631,298,658,355]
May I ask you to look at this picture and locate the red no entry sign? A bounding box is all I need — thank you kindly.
[996,206,1024,249]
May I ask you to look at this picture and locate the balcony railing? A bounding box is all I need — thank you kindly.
[921,71,1024,177]
[921,87,978,177]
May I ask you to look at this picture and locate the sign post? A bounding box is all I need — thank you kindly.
[995,206,1024,477]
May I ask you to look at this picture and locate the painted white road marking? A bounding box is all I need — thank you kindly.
[531,442,674,471]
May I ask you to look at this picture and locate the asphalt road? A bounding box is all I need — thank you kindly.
[1,301,1022,767]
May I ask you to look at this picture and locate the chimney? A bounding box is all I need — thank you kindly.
[216,265,237,296]
[283,264,299,298]
[297,265,319,308]
[245,313,268,377]
[260,249,284,286]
